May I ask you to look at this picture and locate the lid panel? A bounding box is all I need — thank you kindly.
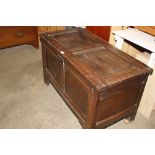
[76,48,142,83]
[50,29,103,52]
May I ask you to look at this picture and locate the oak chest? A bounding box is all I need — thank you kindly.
[40,28,152,128]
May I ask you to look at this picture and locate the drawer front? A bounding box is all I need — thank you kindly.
[0,26,36,48]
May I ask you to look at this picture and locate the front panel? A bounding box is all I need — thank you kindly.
[45,46,64,91]
[64,65,89,118]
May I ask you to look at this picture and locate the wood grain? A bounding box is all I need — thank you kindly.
[135,26,155,36]
[0,26,39,49]
[38,26,65,34]
[86,26,111,41]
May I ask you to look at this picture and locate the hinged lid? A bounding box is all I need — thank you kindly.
[41,28,153,91]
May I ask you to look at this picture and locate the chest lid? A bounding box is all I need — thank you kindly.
[41,28,153,91]
[44,28,103,51]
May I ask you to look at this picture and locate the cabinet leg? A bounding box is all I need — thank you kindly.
[44,78,50,85]
[43,74,50,85]
[85,89,98,129]
[124,112,137,124]
[30,40,39,49]
[124,78,148,123]
[129,111,137,121]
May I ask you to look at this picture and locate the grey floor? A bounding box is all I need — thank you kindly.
[0,45,155,129]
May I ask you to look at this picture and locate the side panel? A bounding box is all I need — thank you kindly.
[95,77,146,127]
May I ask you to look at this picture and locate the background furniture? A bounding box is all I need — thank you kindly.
[86,26,111,41]
[38,26,64,34]
[135,26,155,36]
[0,26,39,49]
[113,28,155,68]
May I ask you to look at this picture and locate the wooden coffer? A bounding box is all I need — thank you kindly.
[0,26,39,49]
[40,28,152,129]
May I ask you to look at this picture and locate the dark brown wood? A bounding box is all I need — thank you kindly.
[0,26,39,49]
[40,28,152,129]
[86,26,111,41]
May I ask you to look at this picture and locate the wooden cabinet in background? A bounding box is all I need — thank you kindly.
[0,26,39,49]
[86,26,111,42]
[38,26,64,34]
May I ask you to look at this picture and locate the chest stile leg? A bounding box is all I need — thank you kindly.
[42,46,50,85]
[85,88,98,129]
[129,77,148,121]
